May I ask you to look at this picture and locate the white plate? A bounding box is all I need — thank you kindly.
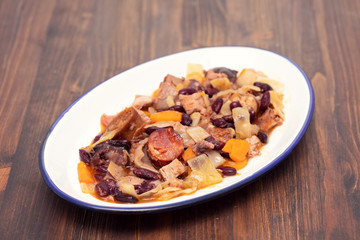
[39,46,314,213]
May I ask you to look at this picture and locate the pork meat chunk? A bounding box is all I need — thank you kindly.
[206,126,235,144]
[179,92,207,115]
[256,108,283,132]
[154,74,184,110]
[159,159,186,181]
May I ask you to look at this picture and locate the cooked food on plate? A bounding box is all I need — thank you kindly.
[78,64,285,203]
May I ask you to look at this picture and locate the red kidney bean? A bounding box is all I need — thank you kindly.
[79,149,91,165]
[168,105,185,112]
[257,131,268,143]
[133,168,161,180]
[205,88,218,97]
[115,139,131,151]
[260,91,270,111]
[96,166,108,174]
[181,113,192,126]
[211,118,228,128]
[205,136,225,150]
[178,87,197,95]
[219,151,230,158]
[145,126,161,135]
[96,182,110,197]
[230,101,242,110]
[103,179,118,195]
[226,122,235,129]
[222,115,233,123]
[114,191,138,203]
[217,166,237,176]
[254,82,273,92]
[249,110,256,123]
[134,181,156,195]
[211,98,223,114]
[94,174,105,181]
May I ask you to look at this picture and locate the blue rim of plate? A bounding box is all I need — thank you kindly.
[39,46,314,213]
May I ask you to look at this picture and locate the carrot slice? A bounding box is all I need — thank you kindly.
[222,139,250,162]
[229,140,250,162]
[222,139,236,153]
[223,159,248,170]
[77,162,95,183]
[182,147,196,161]
[150,110,182,122]
[152,88,160,98]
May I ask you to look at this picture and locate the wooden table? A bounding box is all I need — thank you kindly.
[1,0,359,239]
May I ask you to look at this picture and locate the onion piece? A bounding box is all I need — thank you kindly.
[270,91,285,119]
[118,182,138,198]
[166,96,175,107]
[205,150,226,168]
[240,85,261,92]
[220,100,231,115]
[107,161,127,180]
[148,107,157,115]
[80,183,95,194]
[232,107,252,139]
[236,69,258,87]
[186,126,210,143]
[210,78,232,91]
[190,112,201,126]
[186,154,222,188]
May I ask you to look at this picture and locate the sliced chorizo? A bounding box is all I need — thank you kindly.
[147,127,184,163]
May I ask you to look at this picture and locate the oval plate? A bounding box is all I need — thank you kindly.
[39,46,314,213]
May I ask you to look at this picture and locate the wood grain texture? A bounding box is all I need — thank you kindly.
[0,0,359,239]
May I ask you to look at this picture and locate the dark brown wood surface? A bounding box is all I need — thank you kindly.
[1,0,359,239]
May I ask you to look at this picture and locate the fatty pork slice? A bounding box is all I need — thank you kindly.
[255,108,283,133]
[154,74,184,111]
[159,159,186,181]
[132,95,153,109]
[206,126,235,144]
[192,140,214,155]
[245,135,261,158]
[239,93,259,113]
[179,92,207,115]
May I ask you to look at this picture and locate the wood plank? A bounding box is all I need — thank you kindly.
[0,0,56,162]
[0,0,360,239]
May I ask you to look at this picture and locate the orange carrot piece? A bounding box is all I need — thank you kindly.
[142,110,151,117]
[222,139,236,153]
[77,162,95,183]
[223,159,248,170]
[222,139,250,162]
[229,140,250,162]
[152,88,160,98]
[182,147,196,161]
[150,110,182,122]
[238,68,246,77]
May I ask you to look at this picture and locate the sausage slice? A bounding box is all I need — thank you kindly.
[147,127,184,163]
